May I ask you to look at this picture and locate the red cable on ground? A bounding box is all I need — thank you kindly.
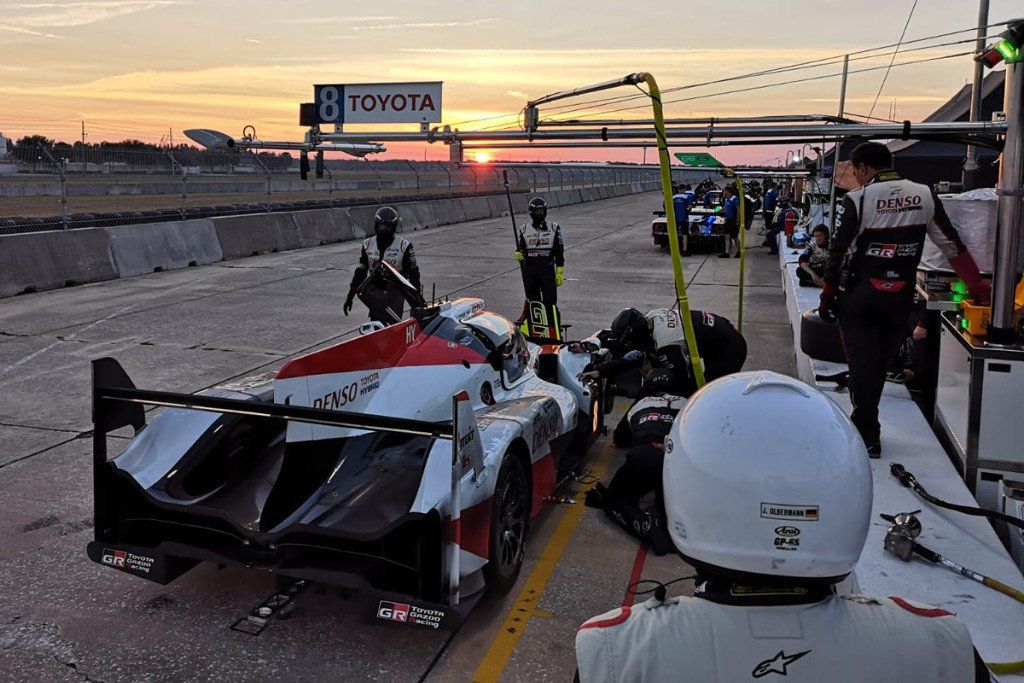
[622,542,650,607]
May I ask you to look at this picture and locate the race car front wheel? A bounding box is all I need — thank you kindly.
[484,454,529,594]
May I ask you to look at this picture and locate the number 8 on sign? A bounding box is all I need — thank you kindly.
[319,86,340,122]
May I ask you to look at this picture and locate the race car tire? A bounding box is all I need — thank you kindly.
[483,454,530,594]
[800,308,846,363]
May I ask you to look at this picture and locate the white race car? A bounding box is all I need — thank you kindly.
[89,286,607,626]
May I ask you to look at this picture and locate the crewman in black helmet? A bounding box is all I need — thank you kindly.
[344,206,422,323]
[581,307,747,397]
[514,197,565,305]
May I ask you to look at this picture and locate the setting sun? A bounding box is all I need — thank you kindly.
[472,152,492,164]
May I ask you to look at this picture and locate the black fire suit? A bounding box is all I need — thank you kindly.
[517,220,564,305]
[349,234,421,324]
[823,170,988,446]
[592,393,684,556]
[593,309,747,397]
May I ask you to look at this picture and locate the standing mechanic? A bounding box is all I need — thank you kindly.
[580,307,747,398]
[671,185,694,256]
[820,142,990,456]
[344,206,422,323]
[719,185,740,259]
[575,372,992,683]
[762,182,779,228]
[514,197,565,305]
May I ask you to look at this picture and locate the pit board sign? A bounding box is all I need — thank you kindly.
[313,82,443,124]
[675,152,723,167]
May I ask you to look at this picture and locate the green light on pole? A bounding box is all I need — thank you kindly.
[996,39,1023,64]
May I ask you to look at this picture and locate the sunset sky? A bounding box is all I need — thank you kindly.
[0,0,1020,164]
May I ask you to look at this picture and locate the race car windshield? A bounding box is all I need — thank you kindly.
[501,328,530,384]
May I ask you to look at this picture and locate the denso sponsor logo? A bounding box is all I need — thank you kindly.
[876,196,921,210]
[313,382,359,410]
[875,195,923,214]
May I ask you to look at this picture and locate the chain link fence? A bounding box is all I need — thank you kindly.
[0,144,707,235]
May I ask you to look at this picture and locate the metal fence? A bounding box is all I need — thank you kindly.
[0,144,708,235]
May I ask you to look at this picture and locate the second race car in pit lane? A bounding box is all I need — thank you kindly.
[87,285,608,626]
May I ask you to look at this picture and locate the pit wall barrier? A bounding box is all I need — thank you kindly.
[0,181,659,298]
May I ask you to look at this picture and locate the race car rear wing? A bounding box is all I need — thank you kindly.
[91,357,480,606]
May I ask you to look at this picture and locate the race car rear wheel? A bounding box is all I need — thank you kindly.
[484,454,529,594]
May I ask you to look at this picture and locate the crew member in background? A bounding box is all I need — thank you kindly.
[719,185,741,258]
[585,369,682,555]
[765,197,800,256]
[762,183,779,232]
[797,224,830,287]
[344,206,421,323]
[671,185,693,256]
[820,142,990,457]
[515,197,565,305]
[580,307,747,399]
[575,372,991,683]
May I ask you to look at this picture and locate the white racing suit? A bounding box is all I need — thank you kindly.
[576,591,993,682]
[517,221,564,305]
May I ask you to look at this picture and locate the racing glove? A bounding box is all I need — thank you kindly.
[948,251,991,305]
[818,293,837,324]
[514,251,525,263]
[555,267,564,287]
[343,285,357,316]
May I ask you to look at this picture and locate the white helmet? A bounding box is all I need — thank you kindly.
[663,371,871,582]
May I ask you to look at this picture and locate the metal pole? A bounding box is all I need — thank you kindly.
[987,60,1023,345]
[963,0,991,190]
[828,55,850,233]
[448,395,462,606]
[640,72,706,387]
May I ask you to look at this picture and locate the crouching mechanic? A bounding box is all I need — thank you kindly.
[585,369,684,555]
[344,206,422,324]
[515,197,565,305]
[576,372,994,682]
[797,224,830,287]
[581,307,747,397]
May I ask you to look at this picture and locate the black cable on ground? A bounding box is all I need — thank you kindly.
[891,462,1024,531]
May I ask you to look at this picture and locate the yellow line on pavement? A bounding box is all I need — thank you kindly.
[473,443,614,682]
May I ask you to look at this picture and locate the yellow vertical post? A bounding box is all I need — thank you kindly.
[640,73,705,388]
[728,171,747,333]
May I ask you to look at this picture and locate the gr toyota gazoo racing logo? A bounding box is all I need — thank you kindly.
[101,548,154,574]
[866,242,919,259]
[102,548,126,567]
[865,243,897,258]
[376,601,444,629]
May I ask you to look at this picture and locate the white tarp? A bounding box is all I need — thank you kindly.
[922,187,1000,273]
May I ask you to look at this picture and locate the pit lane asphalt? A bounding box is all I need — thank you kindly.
[0,192,796,681]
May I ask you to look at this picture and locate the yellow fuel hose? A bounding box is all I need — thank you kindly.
[988,660,1024,675]
[638,72,706,388]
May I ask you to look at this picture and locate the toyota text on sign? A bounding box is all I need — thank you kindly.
[314,82,443,124]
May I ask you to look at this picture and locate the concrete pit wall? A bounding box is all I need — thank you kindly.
[0,182,659,299]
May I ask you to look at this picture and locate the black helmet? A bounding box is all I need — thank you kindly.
[528,197,547,224]
[609,307,653,351]
[374,206,400,237]
[643,369,677,394]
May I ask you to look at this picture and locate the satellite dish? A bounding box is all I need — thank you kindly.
[184,129,235,150]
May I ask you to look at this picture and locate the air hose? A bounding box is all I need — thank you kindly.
[890,463,1024,531]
